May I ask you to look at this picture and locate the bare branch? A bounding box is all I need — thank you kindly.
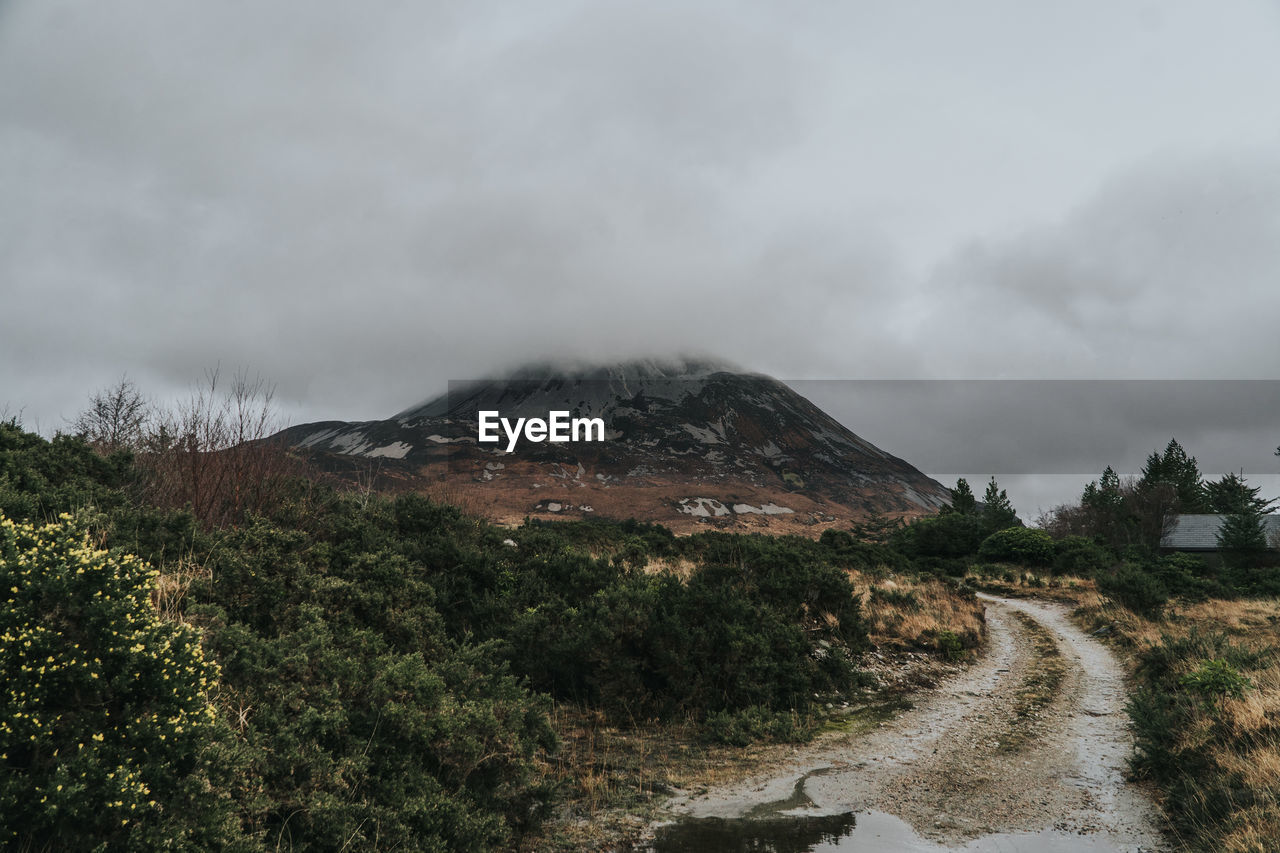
[71,375,152,452]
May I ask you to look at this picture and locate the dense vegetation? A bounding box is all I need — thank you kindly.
[9,380,1280,852]
[0,419,871,850]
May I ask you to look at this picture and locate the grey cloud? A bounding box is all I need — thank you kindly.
[2,1,1280,513]
[911,153,1280,380]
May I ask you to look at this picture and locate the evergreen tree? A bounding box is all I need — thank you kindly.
[1130,438,1207,550]
[980,476,1018,534]
[1206,471,1276,515]
[1217,507,1269,566]
[947,477,976,515]
[1083,466,1124,513]
[1082,466,1128,550]
[1139,438,1207,513]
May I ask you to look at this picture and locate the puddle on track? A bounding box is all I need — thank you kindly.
[638,599,1167,852]
[639,809,1143,852]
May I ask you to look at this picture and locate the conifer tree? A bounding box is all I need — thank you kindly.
[981,476,1018,534]
[1083,466,1124,512]
[1139,438,1207,513]
[1082,465,1129,549]
[1217,507,1269,564]
[1206,471,1276,515]
[1130,438,1207,549]
[948,477,977,515]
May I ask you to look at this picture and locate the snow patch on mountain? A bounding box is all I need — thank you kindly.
[366,442,412,459]
[679,497,731,517]
[297,428,340,449]
[682,423,725,444]
[329,431,373,455]
[732,503,795,515]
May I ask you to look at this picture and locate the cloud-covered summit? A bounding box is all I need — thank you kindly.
[2,1,1278,512]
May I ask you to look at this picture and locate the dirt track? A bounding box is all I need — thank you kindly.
[656,594,1169,851]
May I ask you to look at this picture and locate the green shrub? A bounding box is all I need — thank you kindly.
[703,706,811,747]
[1180,658,1251,705]
[1126,632,1274,845]
[1135,630,1267,685]
[817,529,912,572]
[978,527,1054,566]
[0,422,132,524]
[934,630,966,662]
[501,544,867,724]
[1097,564,1169,618]
[194,511,558,850]
[914,556,969,577]
[0,513,240,850]
[896,513,984,559]
[1149,553,1221,601]
[1051,536,1112,575]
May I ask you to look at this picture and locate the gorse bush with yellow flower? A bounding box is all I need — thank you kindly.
[0,512,241,850]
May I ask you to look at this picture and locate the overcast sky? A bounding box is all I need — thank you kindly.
[3,1,1279,513]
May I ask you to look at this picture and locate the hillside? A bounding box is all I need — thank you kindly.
[272,358,951,532]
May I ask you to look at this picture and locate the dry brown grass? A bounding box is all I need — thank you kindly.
[640,555,701,580]
[1217,810,1280,853]
[1077,596,1280,654]
[965,567,1097,604]
[150,552,211,624]
[850,572,986,656]
[1072,593,1280,851]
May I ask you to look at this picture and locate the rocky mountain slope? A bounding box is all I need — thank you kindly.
[272,358,951,532]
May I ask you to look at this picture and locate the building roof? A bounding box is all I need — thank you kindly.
[1161,513,1280,551]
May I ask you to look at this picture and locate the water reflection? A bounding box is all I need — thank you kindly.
[638,811,857,853]
[638,809,1139,853]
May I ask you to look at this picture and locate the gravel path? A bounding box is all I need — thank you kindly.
[660,594,1169,851]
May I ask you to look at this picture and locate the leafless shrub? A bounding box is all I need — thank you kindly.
[138,367,305,528]
[71,375,152,452]
[1036,502,1090,538]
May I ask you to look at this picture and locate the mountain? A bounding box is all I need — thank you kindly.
[272,358,951,533]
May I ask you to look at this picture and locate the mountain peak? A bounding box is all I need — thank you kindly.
[393,355,747,420]
[277,358,949,533]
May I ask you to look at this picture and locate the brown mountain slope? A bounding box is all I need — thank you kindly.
[273,358,951,533]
